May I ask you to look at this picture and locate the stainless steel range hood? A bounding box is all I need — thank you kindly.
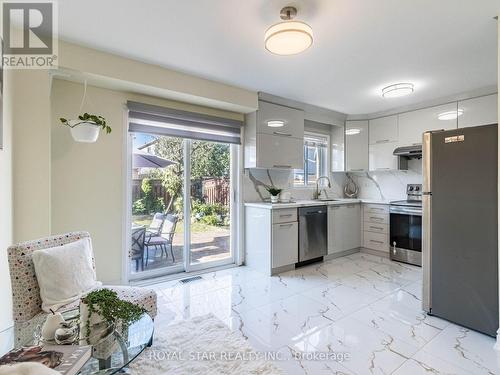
[393,145,422,158]
[393,145,422,170]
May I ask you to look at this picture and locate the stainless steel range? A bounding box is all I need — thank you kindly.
[390,184,422,266]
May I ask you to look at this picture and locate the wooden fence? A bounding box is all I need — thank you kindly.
[203,178,230,206]
[132,178,230,206]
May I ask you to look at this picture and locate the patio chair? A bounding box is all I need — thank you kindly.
[7,232,157,345]
[130,226,146,271]
[145,214,178,264]
[146,213,166,237]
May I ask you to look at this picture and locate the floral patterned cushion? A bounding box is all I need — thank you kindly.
[8,232,157,323]
[8,232,92,323]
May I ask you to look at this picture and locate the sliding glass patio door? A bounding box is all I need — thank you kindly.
[128,133,237,281]
[186,139,233,272]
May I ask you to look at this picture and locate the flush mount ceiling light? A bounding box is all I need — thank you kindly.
[382,83,415,98]
[265,6,313,56]
[345,128,361,136]
[267,120,285,127]
[438,109,464,121]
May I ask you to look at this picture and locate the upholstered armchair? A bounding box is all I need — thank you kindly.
[7,231,157,345]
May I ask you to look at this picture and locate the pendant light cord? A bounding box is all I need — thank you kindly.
[79,79,88,112]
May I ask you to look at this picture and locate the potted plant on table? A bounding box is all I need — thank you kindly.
[60,113,111,143]
[265,185,283,203]
[79,289,146,357]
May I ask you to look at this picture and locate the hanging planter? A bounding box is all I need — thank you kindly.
[60,113,111,143]
[59,80,111,143]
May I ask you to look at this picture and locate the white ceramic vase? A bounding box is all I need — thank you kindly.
[69,121,101,143]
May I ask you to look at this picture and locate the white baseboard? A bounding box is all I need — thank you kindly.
[360,247,390,258]
[324,248,360,261]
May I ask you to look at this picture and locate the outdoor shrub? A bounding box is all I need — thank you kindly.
[135,178,165,215]
[132,199,147,215]
[192,200,228,218]
[201,214,221,226]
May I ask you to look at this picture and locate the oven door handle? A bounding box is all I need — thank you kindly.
[389,206,422,216]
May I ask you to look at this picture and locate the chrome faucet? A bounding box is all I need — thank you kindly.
[314,176,332,199]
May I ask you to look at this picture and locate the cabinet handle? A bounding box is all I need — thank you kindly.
[279,214,293,217]
[350,169,364,172]
[273,131,292,137]
[369,226,383,231]
[370,216,384,221]
[279,223,293,228]
[369,240,384,244]
[273,165,292,169]
[370,208,385,212]
[376,139,390,144]
[376,168,391,170]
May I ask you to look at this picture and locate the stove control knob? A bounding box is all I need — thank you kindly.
[408,186,414,191]
[415,186,420,191]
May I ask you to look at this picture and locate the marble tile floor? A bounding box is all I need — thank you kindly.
[151,253,500,375]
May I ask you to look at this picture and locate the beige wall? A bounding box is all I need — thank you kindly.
[51,79,244,283]
[58,42,257,114]
[0,70,14,336]
[12,70,51,242]
[51,80,126,283]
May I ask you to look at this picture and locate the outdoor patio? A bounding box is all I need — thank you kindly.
[130,225,230,274]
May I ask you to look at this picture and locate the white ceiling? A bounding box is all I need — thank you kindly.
[58,0,500,115]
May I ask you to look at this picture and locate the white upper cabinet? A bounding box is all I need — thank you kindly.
[369,142,399,171]
[244,100,304,169]
[458,94,498,128]
[398,103,458,146]
[256,134,303,169]
[369,115,398,144]
[345,120,368,172]
[256,101,304,138]
[331,124,345,172]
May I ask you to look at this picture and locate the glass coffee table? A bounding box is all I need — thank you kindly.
[16,309,154,374]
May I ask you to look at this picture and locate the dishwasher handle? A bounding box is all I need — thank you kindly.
[299,206,327,216]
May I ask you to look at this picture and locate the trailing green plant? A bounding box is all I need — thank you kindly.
[60,113,112,134]
[81,289,147,340]
[265,185,282,197]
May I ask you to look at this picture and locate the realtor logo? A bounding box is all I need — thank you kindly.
[2,1,58,69]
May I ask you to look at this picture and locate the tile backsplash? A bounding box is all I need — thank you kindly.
[243,159,422,202]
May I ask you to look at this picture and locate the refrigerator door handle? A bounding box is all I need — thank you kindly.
[422,193,432,313]
[422,131,432,313]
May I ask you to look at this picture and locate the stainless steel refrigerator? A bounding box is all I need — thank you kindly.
[423,124,498,337]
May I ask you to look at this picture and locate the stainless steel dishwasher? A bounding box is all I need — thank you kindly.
[298,206,328,263]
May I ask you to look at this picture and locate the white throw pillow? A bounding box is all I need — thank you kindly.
[32,237,101,313]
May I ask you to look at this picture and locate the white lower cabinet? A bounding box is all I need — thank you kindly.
[362,203,389,253]
[245,206,298,275]
[272,222,298,268]
[328,204,361,255]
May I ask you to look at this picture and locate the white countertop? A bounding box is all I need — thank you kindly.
[244,198,391,209]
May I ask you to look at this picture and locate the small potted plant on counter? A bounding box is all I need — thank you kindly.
[60,113,112,143]
[265,185,282,203]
